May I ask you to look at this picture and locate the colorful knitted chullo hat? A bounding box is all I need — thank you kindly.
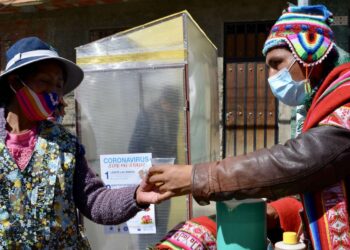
[262,4,336,66]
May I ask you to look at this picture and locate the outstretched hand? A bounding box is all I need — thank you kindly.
[135,179,172,205]
[146,164,193,202]
[135,164,193,205]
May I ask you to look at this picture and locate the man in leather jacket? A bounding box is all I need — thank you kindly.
[146,4,350,249]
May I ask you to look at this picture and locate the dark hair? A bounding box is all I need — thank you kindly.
[0,62,40,107]
[0,77,14,108]
[320,47,339,78]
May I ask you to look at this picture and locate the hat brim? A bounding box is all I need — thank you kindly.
[0,55,84,95]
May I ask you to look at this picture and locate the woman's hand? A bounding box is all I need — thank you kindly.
[135,180,163,205]
[146,164,193,202]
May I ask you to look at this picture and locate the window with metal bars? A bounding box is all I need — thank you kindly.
[225,21,274,62]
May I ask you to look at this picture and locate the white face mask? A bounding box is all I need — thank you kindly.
[268,58,309,106]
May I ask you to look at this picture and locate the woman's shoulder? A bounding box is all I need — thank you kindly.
[39,121,82,151]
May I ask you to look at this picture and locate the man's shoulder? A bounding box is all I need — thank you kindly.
[331,62,350,77]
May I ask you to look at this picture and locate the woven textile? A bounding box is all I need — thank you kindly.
[154,216,216,250]
[301,63,350,249]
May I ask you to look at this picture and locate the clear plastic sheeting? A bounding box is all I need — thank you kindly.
[187,15,220,164]
[75,10,219,250]
[76,68,184,162]
[76,68,185,250]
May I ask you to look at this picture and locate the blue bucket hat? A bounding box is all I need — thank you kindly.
[0,36,84,94]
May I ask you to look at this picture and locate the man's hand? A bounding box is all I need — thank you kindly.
[146,164,193,202]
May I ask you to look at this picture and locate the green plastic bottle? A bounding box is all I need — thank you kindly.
[216,199,267,250]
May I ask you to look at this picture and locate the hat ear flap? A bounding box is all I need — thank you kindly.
[286,32,334,66]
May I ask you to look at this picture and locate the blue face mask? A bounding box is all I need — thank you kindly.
[268,59,307,106]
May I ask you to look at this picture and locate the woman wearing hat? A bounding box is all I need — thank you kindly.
[146,4,350,249]
[0,36,157,249]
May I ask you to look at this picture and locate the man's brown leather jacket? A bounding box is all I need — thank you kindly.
[192,125,350,205]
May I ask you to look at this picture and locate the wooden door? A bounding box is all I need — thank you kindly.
[225,62,277,156]
[224,21,277,156]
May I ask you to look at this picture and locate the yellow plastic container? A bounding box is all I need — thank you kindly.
[274,232,306,250]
